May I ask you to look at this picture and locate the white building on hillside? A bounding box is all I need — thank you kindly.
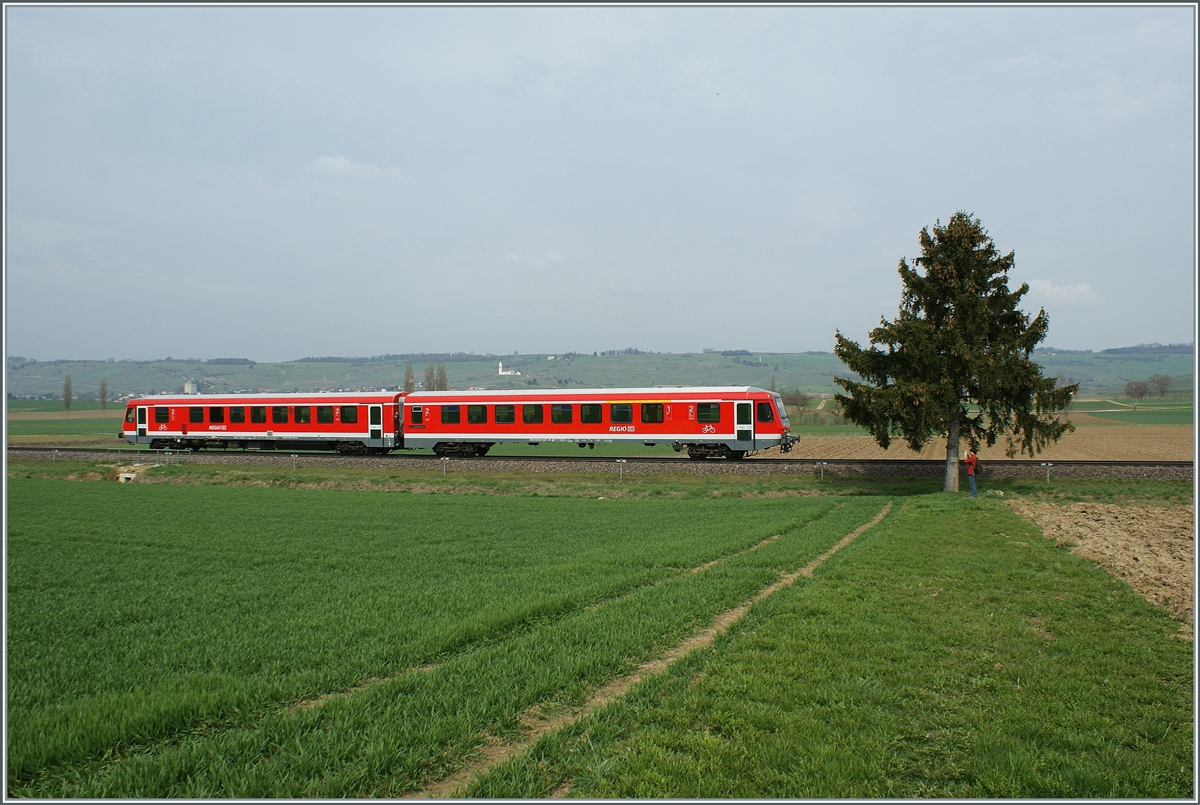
[498,362,521,376]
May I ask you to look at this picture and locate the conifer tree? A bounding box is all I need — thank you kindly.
[834,212,1077,492]
[99,378,108,412]
[63,374,73,412]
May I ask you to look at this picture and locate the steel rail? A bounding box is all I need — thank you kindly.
[6,445,1193,468]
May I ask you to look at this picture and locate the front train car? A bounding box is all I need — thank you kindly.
[400,386,794,459]
[121,391,404,454]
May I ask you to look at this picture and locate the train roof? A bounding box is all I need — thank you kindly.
[125,391,400,402]
[124,386,781,404]
[405,386,773,397]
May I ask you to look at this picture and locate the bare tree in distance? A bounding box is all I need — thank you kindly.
[780,389,811,409]
[403,363,415,393]
[99,378,108,412]
[436,363,448,391]
[424,363,435,391]
[1149,374,1171,398]
[1125,380,1149,409]
[63,374,73,413]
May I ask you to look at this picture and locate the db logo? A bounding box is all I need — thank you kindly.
[158,424,167,431]
[701,424,716,433]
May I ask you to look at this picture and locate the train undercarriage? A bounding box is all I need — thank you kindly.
[147,437,391,455]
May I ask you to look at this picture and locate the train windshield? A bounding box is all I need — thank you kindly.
[771,393,789,427]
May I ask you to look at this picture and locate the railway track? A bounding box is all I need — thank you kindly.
[7,445,1193,479]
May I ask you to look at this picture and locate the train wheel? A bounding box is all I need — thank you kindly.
[687,448,707,460]
[475,444,492,457]
[724,449,745,461]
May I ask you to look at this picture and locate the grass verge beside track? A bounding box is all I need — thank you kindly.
[469,493,1194,798]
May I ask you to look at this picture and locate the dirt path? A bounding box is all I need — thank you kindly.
[1007,499,1194,635]
[408,501,894,799]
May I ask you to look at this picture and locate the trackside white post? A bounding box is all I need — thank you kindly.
[442,456,449,476]
[292,454,298,472]
[1040,462,1052,484]
[817,461,827,480]
[617,458,627,479]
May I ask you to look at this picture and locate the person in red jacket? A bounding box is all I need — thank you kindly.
[964,449,978,497]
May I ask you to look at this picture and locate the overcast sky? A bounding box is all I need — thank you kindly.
[4,5,1195,362]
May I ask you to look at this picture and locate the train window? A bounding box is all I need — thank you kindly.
[295,406,312,424]
[737,404,752,425]
[251,406,267,424]
[317,406,334,424]
[467,405,487,424]
[155,407,169,423]
[580,404,602,423]
[610,404,633,424]
[441,405,461,424]
[125,408,137,423]
[230,407,245,424]
[190,407,205,424]
[641,403,664,424]
[342,405,359,424]
[272,406,289,424]
[697,403,721,423]
[370,407,382,426]
[551,404,572,424]
[209,407,225,423]
[756,401,774,423]
[409,406,421,425]
[523,404,543,424]
[495,404,515,424]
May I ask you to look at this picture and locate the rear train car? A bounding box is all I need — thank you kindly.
[122,392,403,454]
[401,386,794,459]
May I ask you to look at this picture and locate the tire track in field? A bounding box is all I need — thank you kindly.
[408,500,894,799]
[290,508,843,717]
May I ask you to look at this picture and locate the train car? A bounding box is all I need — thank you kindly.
[121,392,403,454]
[401,386,794,459]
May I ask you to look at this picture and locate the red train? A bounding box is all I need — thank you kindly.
[121,392,403,455]
[121,386,795,459]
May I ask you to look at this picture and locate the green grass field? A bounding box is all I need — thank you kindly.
[471,494,1193,798]
[5,462,1193,797]
[1065,398,1194,425]
[5,418,125,437]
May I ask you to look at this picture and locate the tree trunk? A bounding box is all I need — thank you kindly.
[944,414,960,493]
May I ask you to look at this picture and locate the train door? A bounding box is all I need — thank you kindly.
[369,405,383,442]
[736,401,754,448]
[137,406,148,440]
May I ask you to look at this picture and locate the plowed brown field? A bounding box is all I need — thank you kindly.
[761,425,1194,462]
[1008,499,1194,635]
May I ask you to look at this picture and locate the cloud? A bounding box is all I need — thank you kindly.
[505,251,564,268]
[1027,279,1100,306]
[306,155,403,180]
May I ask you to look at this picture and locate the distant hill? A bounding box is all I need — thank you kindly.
[5,345,1194,400]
